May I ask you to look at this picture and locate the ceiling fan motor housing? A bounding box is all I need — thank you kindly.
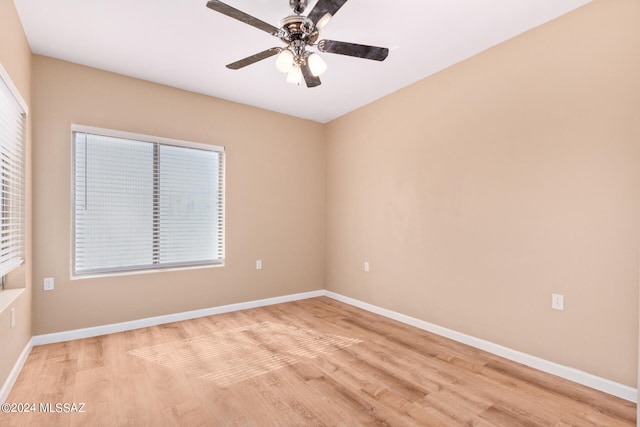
[279,15,318,45]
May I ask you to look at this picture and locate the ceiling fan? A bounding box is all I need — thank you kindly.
[206,0,389,87]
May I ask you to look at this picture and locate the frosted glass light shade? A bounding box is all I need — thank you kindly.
[276,49,294,73]
[286,66,302,85]
[316,13,332,29]
[308,53,327,77]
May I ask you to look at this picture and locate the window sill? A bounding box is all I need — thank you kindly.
[0,288,25,314]
[71,262,224,280]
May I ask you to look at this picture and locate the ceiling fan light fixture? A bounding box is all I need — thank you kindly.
[316,13,332,30]
[275,49,294,73]
[308,53,327,77]
[286,65,302,85]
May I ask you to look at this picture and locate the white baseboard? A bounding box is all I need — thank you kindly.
[0,337,33,403]
[323,290,637,403]
[32,290,324,346]
[8,288,636,404]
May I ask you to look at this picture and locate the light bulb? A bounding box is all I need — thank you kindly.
[316,13,332,29]
[286,66,302,85]
[308,53,327,77]
[275,49,294,73]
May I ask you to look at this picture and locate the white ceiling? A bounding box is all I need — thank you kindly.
[13,0,591,123]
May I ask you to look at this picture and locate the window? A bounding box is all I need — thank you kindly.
[0,64,27,281]
[72,125,224,276]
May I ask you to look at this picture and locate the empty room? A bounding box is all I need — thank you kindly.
[0,0,639,425]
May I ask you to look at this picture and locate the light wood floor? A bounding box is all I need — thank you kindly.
[3,297,636,426]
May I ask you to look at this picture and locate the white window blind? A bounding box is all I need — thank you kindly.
[0,65,26,278]
[72,126,224,276]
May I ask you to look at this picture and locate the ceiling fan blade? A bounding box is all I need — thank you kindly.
[318,40,389,61]
[307,0,348,27]
[226,48,280,70]
[206,0,279,35]
[301,63,321,88]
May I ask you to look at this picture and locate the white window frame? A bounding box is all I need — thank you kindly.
[71,125,225,278]
[0,64,27,283]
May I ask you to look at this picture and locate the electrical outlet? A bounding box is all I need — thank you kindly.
[256,260,262,270]
[552,293,564,310]
[44,277,54,291]
[364,261,370,272]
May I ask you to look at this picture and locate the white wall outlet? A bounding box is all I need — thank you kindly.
[552,293,564,310]
[256,260,262,270]
[364,261,370,272]
[44,277,54,291]
[10,307,15,328]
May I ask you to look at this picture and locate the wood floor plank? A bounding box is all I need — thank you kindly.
[483,358,637,424]
[2,296,635,426]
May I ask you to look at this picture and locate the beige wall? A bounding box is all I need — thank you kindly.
[326,0,640,387]
[0,0,33,391]
[31,56,325,334]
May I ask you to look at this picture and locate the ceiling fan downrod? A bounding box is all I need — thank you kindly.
[290,0,308,15]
